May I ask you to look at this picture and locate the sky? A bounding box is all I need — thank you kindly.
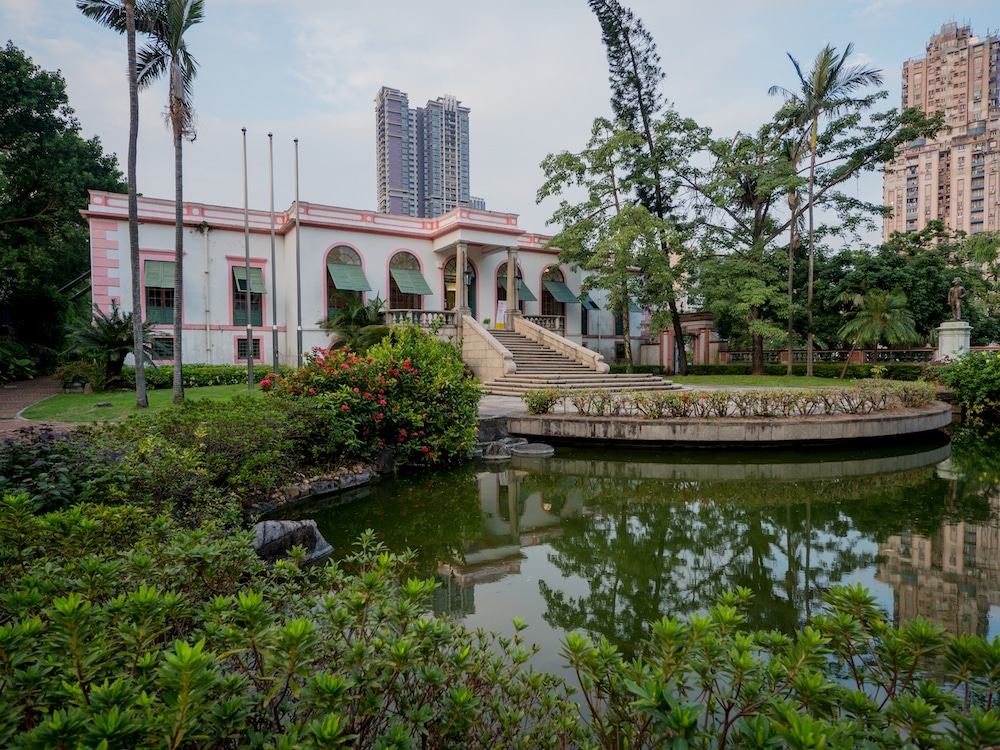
[2,0,997,239]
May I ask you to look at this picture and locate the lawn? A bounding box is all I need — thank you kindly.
[22,384,263,423]
[668,374,855,388]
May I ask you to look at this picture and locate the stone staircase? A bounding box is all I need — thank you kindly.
[482,330,681,397]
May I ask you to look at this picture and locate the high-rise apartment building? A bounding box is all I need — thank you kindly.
[883,23,1000,239]
[375,86,476,218]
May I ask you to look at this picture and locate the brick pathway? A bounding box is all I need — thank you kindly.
[0,377,72,436]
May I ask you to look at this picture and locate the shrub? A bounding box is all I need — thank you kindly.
[121,363,294,390]
[688,363,923,381]
[940,351,1000,422]
[608,364,664,375]
[522,388,561,415]
[264,325,481,466]
[3,499,1000,749]
[0,341,36,384]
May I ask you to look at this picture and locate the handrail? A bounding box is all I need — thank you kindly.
[513,316,609,373]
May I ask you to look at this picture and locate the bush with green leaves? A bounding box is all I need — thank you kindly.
[264,325,481,466]
[688,363,925,380]
[121,363,294,390]
[0,497,583,749]
[4,495,1000,749]
[522,388,562,415]
[564,381,937,419]
[941,350,1000,422]
[0,341,36,384]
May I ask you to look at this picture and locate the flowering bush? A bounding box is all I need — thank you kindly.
[264,325,481,466]
[55,360,92,385]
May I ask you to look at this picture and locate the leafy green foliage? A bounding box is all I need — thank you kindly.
[264,325,481,466]
[688,363,925,380]
[522,388,562,415]
[320,294,390,353]
[0,342,37,384]
[0,507,585,749]
[941,351,1000,424]
[64,304,153,391]
[4,499,1000,748]
[121,363,294,389]
[0,42,125,367]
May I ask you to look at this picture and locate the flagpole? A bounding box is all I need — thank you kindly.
[242,127,254,389]
[294,137,302,367]
[268,132,279,375]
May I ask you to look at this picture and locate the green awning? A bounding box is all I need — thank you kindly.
[542,279,580,304]
[629,301,642,313]
[582,295,600,311]
[390,267,432,295]
[498,276,537,302]
[327,262,372,292]
[144,260,175,289]
[232,266,267,294]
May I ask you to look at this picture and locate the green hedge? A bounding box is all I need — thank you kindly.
[121,363,294,390]
[687,363,923,380]
[609,364,665,375]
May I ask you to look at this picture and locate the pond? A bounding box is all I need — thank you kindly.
[269,429,1000,677]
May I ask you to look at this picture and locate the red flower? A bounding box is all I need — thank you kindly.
[421,446,429,453]
[341,404,349,411]
[308,388,316,395]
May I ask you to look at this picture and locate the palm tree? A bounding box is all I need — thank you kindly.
[77,0,149,407]
[836,289,920,378]
[136,0,204,404]
[320,295,390,354]
[781,136,806,376]
[770,44,883,376]
[65,303,154,390]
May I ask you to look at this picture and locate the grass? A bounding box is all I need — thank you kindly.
[22,384,264,423]
[668,374,855,388]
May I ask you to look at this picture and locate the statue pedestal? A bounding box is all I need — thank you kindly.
[937,320,971,361]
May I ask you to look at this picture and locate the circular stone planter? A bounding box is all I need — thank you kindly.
[505,401,952,447]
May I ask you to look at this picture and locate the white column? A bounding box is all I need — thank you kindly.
[505,246,520,330]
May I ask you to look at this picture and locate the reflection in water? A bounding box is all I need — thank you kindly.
[269,432,1000,657]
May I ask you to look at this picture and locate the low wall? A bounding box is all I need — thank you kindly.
[462,315,515,383]
[514,316,610,373]
[506,401,952,446]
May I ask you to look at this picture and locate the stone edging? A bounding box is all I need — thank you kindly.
[506,400,953,446]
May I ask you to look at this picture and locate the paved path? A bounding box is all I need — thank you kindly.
[0,377,70,436]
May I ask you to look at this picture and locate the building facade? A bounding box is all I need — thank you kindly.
[376,86,475,218]
[83,190,628,368]
[883,22,1000,239]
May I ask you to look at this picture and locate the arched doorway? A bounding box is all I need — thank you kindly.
[496,261,536,323]
[444,257,476,318]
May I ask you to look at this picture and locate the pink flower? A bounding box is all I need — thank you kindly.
[353,387,360,393]
[308,388,315,395]
[341,364,349,370]
[421,446,429,453]
[341,404,349,411]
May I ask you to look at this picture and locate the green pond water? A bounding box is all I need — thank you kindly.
[269,430,1000,677]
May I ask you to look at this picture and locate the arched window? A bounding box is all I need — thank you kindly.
[495,261,536,313]
[540,266,566,318]
[444,257,476,318]
[326,245,369,317]
[388,251,429,310]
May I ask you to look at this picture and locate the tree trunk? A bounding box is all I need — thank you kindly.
[621,295,633,374]
[750,305,765,376]
[171,75,184,405]
[805,119,818,377]
[668,297,687,375]
[786,213,796,376]
[126,1,147,408]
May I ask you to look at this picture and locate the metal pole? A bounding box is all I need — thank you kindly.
[294,137,303,367]
[242,127,254,390]
[268,132,279,375]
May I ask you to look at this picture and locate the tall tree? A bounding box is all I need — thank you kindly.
[769,44,883,376]
[77,0,149,407]
[136,0,204,404]
[0,42,125,366]
[538,118,682,372]
[588,0,691,374]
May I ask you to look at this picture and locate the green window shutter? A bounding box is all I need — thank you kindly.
[232,266,267,293]
[328,263,372,291]
[498,276,537,301]
[233,308,262,327]
[542,279,580,304]
[148,306,173,325]
[144,260,176,289]
[389,267,432,295]
[582,295,600,311]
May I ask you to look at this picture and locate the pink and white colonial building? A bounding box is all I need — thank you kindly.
[84,190,662,370]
